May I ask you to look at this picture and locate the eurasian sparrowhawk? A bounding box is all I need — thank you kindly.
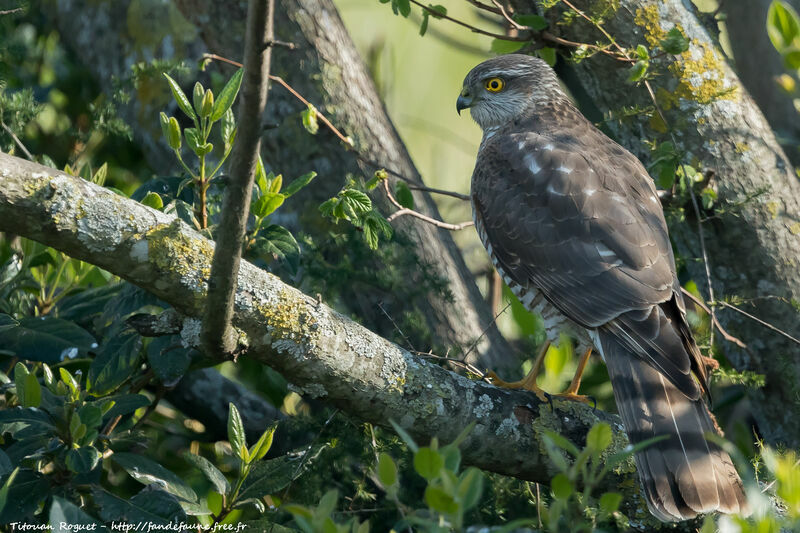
[457,54,747,522]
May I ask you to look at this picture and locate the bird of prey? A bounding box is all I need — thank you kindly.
[456,54,748,521]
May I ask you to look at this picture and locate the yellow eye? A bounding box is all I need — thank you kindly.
[485,78,505,92]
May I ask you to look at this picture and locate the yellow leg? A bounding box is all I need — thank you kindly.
[552,347,593,404]
[486,341,550,402]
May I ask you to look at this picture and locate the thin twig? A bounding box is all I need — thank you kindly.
[406,184,470,201]
[415,350,486,378]
[383,179,473,230]
[410,0,530,42]
[680,288,749,352]
[465,0,502,15]
[1,120,33,160]
[462,301,512,364]
[0,8,23,15]
[377,301,416,352]
[491,0,524,30]
[718,301,800,346]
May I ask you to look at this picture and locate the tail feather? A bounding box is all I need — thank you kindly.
[600,330,748,521]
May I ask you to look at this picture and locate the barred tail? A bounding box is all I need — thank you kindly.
[600,330,749,521]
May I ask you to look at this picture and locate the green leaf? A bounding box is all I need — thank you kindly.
[377,452,398,487]
[543,430,580,457]
[269,174,283,194]
[221,107,236,149]
[599,491,622,515]
[420,11,430,36]
[141,192,164,210]
[193,82,205,116]
[634,44,650,60]
[341,189,372,214]
[393,0,411,17]
[200,90,214,118]
[283,171,317,197]
[389,420,419,452]
[701,187,717,209]
[424,485,458,514]
[627,60,648,82]
[660,27,689,55]
[605,435,668,469]
[441,446,461,473]
[227,403,247,461]
[514,13,548,30]
[457,467,484,510]
[537,47,557,66]
[113,452,199,503]
[93,486,187,524]
[163,73,196,121]
[49,496,107,533]
[586,422,613,453]
[102,393,150,420]
[414,447,444,481]
[14,364,41,408]
[490,38,526,54]
[0,467,19,516]
[59,368,80,396]
[254,225,300,263]
[184,452,230,495]
[394,181,414,209]
[65,446,102,474]
[184,127,202,156]
[211,68,244,122]
[0,316,96,364]
[159,112,170,142]
[249,425,277,462]
[551,473,573,500]
[238,446,325,501]
[78,404,103,431]
[542,433,570,472]
[92,163,108,186]
[768,0,800,50]
[167,117,182,150]
[146,336,193,386]
[87,330,142,394]
[784,47,800,69]
[252,192,286,218]
[302,104,319,135]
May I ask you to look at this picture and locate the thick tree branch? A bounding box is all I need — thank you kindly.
[203,0,274,355]
[0,151,680,528]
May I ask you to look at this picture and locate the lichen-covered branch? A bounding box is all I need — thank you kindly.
[0,151,678,528]
[512,0,800,448]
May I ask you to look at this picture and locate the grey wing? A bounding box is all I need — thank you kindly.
[472,132,702,399]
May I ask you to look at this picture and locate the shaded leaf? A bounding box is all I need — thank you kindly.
[414,447,443,481]
[551,473,572,500]
[0,316,96,363]
[424,486,458,514]
[228,403,247,461]
[146,336,194,386]
[660,27,689,54]
[93,486,187,524]
[50,496,107,533]
[377,452,397,487]
[65,446,101,474]
[238,446,325,501]
[112,452,199,503]
[185,452,230,495]
[88,329,142,394]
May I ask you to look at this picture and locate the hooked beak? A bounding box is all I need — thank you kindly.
[456,89,473,115]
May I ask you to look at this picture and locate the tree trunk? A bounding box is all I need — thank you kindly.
[0,151,687,529]
[50,0,518,373]
[722,0,800,165]
[512,0,800,447]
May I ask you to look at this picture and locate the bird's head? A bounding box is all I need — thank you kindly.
[457,54,563,131]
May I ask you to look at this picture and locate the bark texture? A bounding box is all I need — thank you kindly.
[722,0,800,165]
[0,151,688,529]
[50,0,517,373]
[512,0,800,446]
